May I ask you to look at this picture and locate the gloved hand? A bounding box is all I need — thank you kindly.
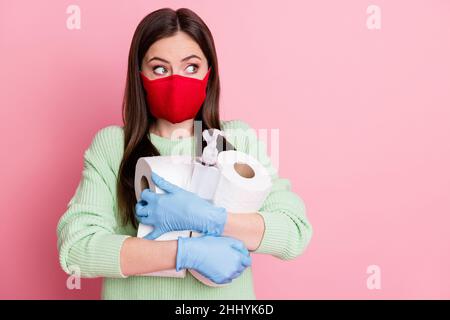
[176,235,252,284]
[135,171,227,240]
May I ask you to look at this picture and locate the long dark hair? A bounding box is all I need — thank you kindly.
[117,8,233,229]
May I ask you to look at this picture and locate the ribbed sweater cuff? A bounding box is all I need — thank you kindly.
[75,233,131,278]
[252,211,289,256]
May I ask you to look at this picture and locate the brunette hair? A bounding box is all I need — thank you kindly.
[117,8,233,228]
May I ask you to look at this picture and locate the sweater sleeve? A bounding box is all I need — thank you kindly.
[56,126,130,278]
[224,120,313,260]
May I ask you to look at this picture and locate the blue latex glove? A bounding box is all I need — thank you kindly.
[135,171,227,240]
[176,235,252,284]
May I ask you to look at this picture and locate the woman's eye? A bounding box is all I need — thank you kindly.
[153,66,167,75]
[185,64,198,74]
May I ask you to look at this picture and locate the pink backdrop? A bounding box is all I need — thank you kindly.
[1,0,449,299]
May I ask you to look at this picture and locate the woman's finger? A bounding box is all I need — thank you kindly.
[135,200,149,217]
[151,171,182,193]
[230,241,249,256]
[240,254,252,268]
[144,227,165,240]
[140,188,157,202]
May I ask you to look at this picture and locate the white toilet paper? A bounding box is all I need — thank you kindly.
[213,150,272,213]
[134,156,194,278]
[188,160,221,201]
[188,150,272,286]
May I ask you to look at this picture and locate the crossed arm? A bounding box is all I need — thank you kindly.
[120,212,264,276]
[58,125,312,280]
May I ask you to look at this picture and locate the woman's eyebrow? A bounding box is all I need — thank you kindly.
[180,54,202,62]
[147,54,202,64]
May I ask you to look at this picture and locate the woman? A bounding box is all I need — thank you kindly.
[57,7,313,300]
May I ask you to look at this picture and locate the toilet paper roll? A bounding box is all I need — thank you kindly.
[189,150,273,286]
[134,156,194,278]
[213,150,273,213]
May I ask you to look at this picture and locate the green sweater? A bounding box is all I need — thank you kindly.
[57,119,313,299]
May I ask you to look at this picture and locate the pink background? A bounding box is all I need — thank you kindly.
[1,0,449,299]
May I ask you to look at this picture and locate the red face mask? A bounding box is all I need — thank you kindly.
[140,68,211,124]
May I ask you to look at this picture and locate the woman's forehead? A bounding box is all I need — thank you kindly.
[145,32,205,62]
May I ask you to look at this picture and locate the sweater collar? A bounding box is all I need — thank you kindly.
[147,131,197,157]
